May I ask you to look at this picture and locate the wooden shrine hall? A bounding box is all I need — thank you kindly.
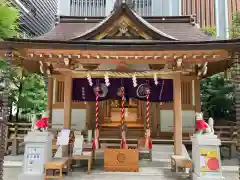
[0,0,239,156]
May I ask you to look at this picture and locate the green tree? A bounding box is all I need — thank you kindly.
[200,73,235,120]
[202,26,217,37]
[230,12,240,38]
[0,60,47,121]
[202,12,240,39]
[19,73,47,115]
[0,0,19,38]
[200,12,240,121]
[0,1,47,121]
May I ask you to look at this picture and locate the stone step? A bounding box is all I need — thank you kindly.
[89,167,175,177]
[3,161,23,167]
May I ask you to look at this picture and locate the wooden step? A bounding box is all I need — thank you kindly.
[100,126,144,138]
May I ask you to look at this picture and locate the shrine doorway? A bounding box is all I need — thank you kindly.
[102,98,144,129]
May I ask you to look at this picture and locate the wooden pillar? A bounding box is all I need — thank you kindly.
[104,100,107,117]
[194,79,201,112]
[140,101,144,124]
[151,102,159,137]
[99,101,104,125]
[136,100,141,123]
[85,102,95,130]
[85,102,91,130]
[142,101,146,129]
[107,100,111,121]
[136,100,139,119]
[47,76,53,127]
[173,73,182,155]
[63,75,72,129]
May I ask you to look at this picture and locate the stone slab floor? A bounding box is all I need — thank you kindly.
[3,164,239,180]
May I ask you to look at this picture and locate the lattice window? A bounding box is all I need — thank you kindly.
[70,0,106,16]
[181,81,192,105]
[56,80,64,103]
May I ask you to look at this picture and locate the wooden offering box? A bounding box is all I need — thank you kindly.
[104,148,139,172]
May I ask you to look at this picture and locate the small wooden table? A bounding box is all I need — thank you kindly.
[171,155,192,174]
[44,158,69,180]
[68,152,93,174]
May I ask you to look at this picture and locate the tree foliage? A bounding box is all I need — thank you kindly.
[202,12,240,39]
[231,12,240,38]
[0,1,47,121]
[0,60,47,120]
[202,26,217,37]
[0,0,19,38]
[200,73,235,120]
[200,12,240,121]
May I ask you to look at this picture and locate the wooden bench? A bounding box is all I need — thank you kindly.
[137,138,152,161]
[68,152,93,174]
[171,155,192,175]
[44,158,69,180]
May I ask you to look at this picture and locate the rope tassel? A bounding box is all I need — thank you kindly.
[93,86,100,150]
[120,87,127,149]
[145,88,152,150]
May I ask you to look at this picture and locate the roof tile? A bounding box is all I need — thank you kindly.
[35,17,212,41]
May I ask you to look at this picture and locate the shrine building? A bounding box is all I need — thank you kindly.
[0,0,239,155]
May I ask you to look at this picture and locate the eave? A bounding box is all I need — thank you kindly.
[1,38,240,51]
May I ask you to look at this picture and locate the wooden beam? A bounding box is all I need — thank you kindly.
[194,78,201,112]
[27,49,228,57]
[63,74,72,128]
[24,55,227,65]
[58,70,178,79]
[47,76,54,127]
[173,72,182,155]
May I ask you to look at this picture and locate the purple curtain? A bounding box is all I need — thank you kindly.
[72,78,173,102]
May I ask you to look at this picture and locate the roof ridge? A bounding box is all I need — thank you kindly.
[59,15,195,24]
[69,3,178,41]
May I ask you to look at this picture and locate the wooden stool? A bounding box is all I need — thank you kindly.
[68,152,93,174]
[137,138,152,161]
[171,155,192,174]
[44,158,69,180]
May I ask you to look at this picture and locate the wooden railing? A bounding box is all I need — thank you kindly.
[5,122,239,159]
[5,122,77,155]
[214,125,238,159]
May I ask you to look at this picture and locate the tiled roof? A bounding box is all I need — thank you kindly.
[35,2,212,42]
[36,20,212,41]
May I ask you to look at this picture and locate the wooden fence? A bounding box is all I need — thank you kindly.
[4,122,239,159]
[5,122,77,156]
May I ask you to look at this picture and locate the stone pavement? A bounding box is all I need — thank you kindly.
[3,144,239,180]
[3,160,239,180]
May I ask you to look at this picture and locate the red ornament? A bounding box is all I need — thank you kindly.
[35,117,49,129]
[207,158,219,170]
[196,119,208,131]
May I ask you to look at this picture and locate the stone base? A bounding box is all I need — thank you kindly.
[192,173,224,180]
[18,173,44,180]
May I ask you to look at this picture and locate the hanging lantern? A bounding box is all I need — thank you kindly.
[120,87,127,149]
[145,87,152,150]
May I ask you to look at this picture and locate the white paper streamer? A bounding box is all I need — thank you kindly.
[153,73,158,85]
[132,74,137,87]
[87,73,93,86]
[104,72,110,87]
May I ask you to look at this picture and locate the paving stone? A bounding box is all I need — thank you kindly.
[3,166,239,180]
